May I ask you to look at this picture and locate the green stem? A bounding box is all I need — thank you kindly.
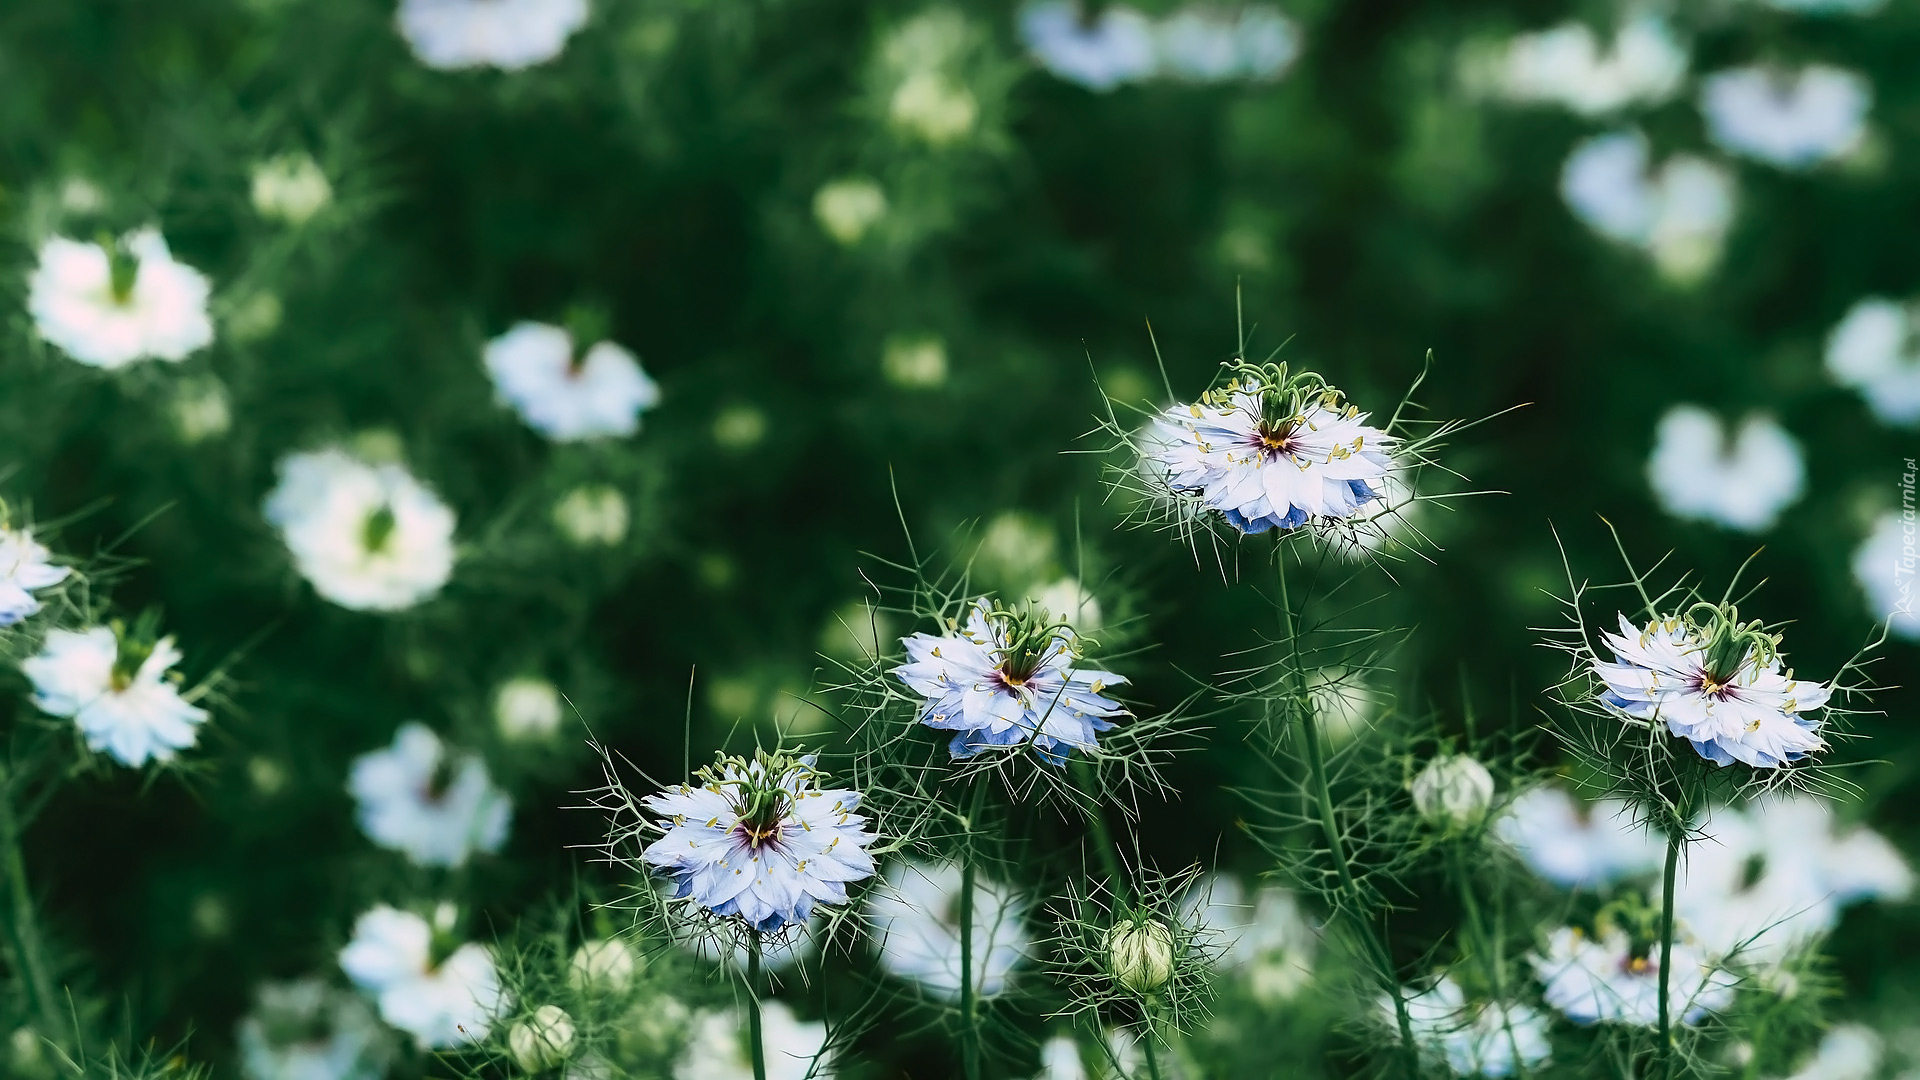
[1140,1016,1164,1080]
[958,857,980,1080]
[746,935,767,1080]
[0,759,62,1046]
[1450,846,1525,1077]
[1656,825,1681,1080]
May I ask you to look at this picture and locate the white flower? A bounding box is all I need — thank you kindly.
[1028,577,1101,633]
[263,448,456,611]
[1825,298,1920,426]
[1674,797,1911,965]
[1561,131,1736,283]
[348,722,511,868]
[251,154,333,225]
[24,625,208,767]
[866,858,1029,999]
[568,939,640,992]
[1853,513,1920,640]
[338,904,506,1049]
[1142,372,1397,535]
[1495,785,1663,889]
[28,229,213,369]
[1178,874,1315,1002]
[890,70,979,143]
[893,598,1128,764]
[1701,65,1870,169]
[1647,405,1803,532]
[172,377,233,442]
[508,1005,575,1072]
[1534,923,1736,1026]
[553,485,630,546]
[641,751,877,933]
[0,525,69,626]
[1781,1024,1882,1080]
[236,977,391,1080]
[1753,0,1885,11]
[675,1000,829,1080]
[1595,610,1830,769]
[1036,1034,1088,1080]
[813,178,888,245]
[1390,976,1553,1078]
[1411,754,1495,829]
[397,0,589,71]
[1155,5,1300,84]
[1472,15,1687,116]
[1018,1,1158,92]
[494,676,564,740]
[484,322,660,441]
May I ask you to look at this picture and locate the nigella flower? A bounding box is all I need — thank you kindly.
[24,619,208,767]
[640,750,877,934]
[1825,298,1920,426]
[483,322,661,441]
[1469,15,1687,117]
[1154,5,1300,84]
[1701,65,1870,169]
[348,723,511,868]
[1018,1,1158,92]
[1594,604,1831,769]
[1388,976,1553,1078]
[1647,405,1803,532]
[338,904,506,1049]
[263,448,456,612]
[893,598,1127,764]
[1561,130,1737,284]
[1533,921,1735,1026]
[236,977,392,1080]
[397,0,589,71]
[1494,785,1663,889]
[865,859,1030,999]
[1178,873,1315,1003]
[677,1000,830,1080]
[0,523,69,626]
[28,229,213,369]
[1853,513,1920,641]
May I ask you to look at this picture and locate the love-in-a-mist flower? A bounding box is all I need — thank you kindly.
[1018,2,1157,91]
[1495,785,1663,889]
[1854,513,1920,641]
[1469,15,1687,116]
[641,750,876,934]
[1179,874,1316,1002]
[1533,918,1736,1026]
[1389,976,1553,1078]
[483,322,661,441]
[1594,604,1831,769]
[1825,298,1920,426]
[349,723,510,868]
[1142,361,1397,535]
[235,977,391,1080]
[338,904,506,1049]
[1154,6,1300,84]
[1647,405,1803,532]
[24,620,208,767]
[1410,754,1495,829]
[28,229,213,369]
[397,0,589,71]
[263,448,456,611]
[865,859,1030,999]
[0,523,68,626]
[677,1000,829,1080]
[1561,131,1736,284]
[1701,65,1870,169]
[251,153,333,226]
[893,598,1127,764]
[494,676,563,740]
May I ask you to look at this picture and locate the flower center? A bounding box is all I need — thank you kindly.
[362,505,397,554]
[107,616,160,693]
[733,782,791,852]
[97,233,141,306]
[1254,419,1299,459]
[422,756,456,804]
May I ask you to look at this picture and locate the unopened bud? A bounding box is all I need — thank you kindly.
[1411,754,1495,829]
[569,938,640,992]
[508,1005,575,1072]
[1105,917,1175,995]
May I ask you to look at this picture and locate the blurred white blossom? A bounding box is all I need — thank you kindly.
[251,153,333,225]
[813,178,888,245]
[882,9,980,144]
[348,722,511,868]
[1534,923,1736,1026]
[1029,577,1101,633]
[29,229,213,369]
[0,525,68,626]
[1036,1034,1089,1080]
[1646,405,1803,532]
[1393,976,1553,1077]
[236,977,391,1080]
[1825,297,1920,426]
[484,322,660,441]
[568,939,639,992]
[264,448,456,611]
[338,904,505,1049]
[882,334,949,388]
[553,485,630,546]
[1780,1024,1882,1080]
[1852,512,1920,640]
[172,377,233,443]
[1154,5,1299,84]
[866,859,1030,999]
[1018,1,1158,91]
[25,624,208,767]
[1469,15,1687,116]
[1561,130,1736,283]
[397,0,589,71]
[1179,873,1316,1002]
[1701,65,1870,169]
[1496,785,1663,889]
[493,675,563,740]
[676,1000,829,1080]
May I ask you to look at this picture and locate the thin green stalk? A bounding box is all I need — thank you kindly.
[1140,1017,1164,1080]
[1656,826,1681,1079]
[747,935,768,1080]
[1450,845,1526,1077]
[0,759,61,1046]
[1072,758,1128,902]
[958,857,980,1080]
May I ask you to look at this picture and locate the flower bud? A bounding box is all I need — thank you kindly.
[569,938,640,992]
[813,178,887,245]
[1105,917,1175,995]
[553,486,629,546]
[251,152,332,226]
[1410,754,1495,829]
[495,676,563,741]
[508,1005,575,1072]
